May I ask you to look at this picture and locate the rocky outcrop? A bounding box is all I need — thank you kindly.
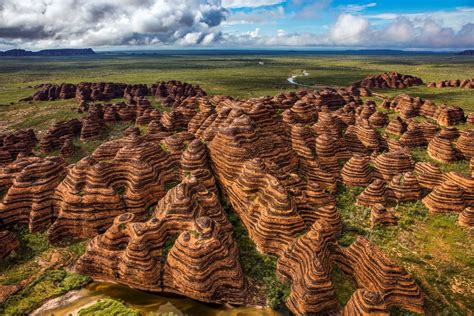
[80,106,105,141]
[276,221,340,315]
[436,105,465,126]
[0,156,66,232]
[342,289,389,315]
[334,237,424,314]
[427,134,460,163]
[422,180,465,213]
[455,130,474,159]
[372,150,413,182]
[39,119,82,153]
[354,72,423,89]
[49,135,179,242]
[356,179,389,207]
[0,230,20,259]
[414,162,446,189]
[341,154,377,187]
[385,117,407,136]
[427,78,474,89]
[458,207,473,228]
[389,172,422,202]
[0,129,37,164]
[371,204,397,227]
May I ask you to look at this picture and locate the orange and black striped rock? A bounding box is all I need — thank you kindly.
[276,221,340,315]
[225,158,306,256]
[427,78,474,89]
[0,156,66,232]
[370,204,397,227]
[39,119,82,153]
[445,172,474,207]
[422,180,465,213]
[49,136,179,243]
[341,154,377,187]
[419,100,438,119]
[342,289,389,315]
[163,217,248,304]
[389,172,421,202]
[355,122,383,153]
[154,176,232,233]
[0,230,19,259]
[458,207,473,228]
[427,134,460,163]
[0,129,37,164]
[417,122,439,143]
[455,130,474,160]
[80,106,105,141]
[282,101,318,126]
[313,111,344,138]
[354,72,423,89]
[414,162,446,190]
[315,133,342,176]
[467,112,474,124]
[399,123,427,148]
[59,138,76,158]
[368,111,389,129]
[356,179,390,207]
[394,94,422,119]
[436,105,465,126]
[385,116,407,136]
[290,124,316,160]
[372,150,414,182]
[334,237,424,314]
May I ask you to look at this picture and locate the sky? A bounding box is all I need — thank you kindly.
[0,0,473,50]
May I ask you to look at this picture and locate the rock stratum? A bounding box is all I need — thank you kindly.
[2,75,473,314]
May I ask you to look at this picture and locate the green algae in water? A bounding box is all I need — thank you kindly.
[39,282,287,316]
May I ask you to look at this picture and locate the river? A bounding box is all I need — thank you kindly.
[33,282,289,316]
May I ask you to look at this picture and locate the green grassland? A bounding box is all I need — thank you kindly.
[0,53,473,315]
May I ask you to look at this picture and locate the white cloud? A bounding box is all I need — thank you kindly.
[0,0,227,48]
[339,2,376,13]
[222,0,285,8]
[329,14,369,44]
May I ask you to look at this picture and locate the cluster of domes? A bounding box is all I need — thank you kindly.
[427,78,474,89]
[0,129,37,165]
[4,76,473,313]
[353,72,423,89]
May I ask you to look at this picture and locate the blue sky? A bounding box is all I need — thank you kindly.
[0,0,473,50]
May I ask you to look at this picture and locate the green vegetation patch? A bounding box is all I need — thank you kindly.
[225,203,290,308]
[0,269,91,315]
[78,298,140,316]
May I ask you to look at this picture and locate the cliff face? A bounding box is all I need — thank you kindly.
[0,48,95,56]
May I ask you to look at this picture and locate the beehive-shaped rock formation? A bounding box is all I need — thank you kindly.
[39,119,82,153]
[399,123,427,148]
[163,217,247,304]
[422,180,465,213]
[341,155,377,187]
[372,150,413,181]
[0,230,20,259]
[385,117,407,136]
[427,134,460,163]
[59,138,76,158]
[356,179,390,207]
[368,111,388,129]
[458,207,473,228]
[414,162,446,189]
[371,204,397,227]
[389,172,421,202]
[0,156,66,232]
[334,237,424,314]
[80,107,105,141]
[49,137,179,242]
[342,289,389,315]
[276,221,339,315]
[0,129,37,164]
[436,105,465,126]
[354,72,423,89]
[455,130,474,159]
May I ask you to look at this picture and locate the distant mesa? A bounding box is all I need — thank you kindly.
[457,50,474,56]
[0,48,96,57]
